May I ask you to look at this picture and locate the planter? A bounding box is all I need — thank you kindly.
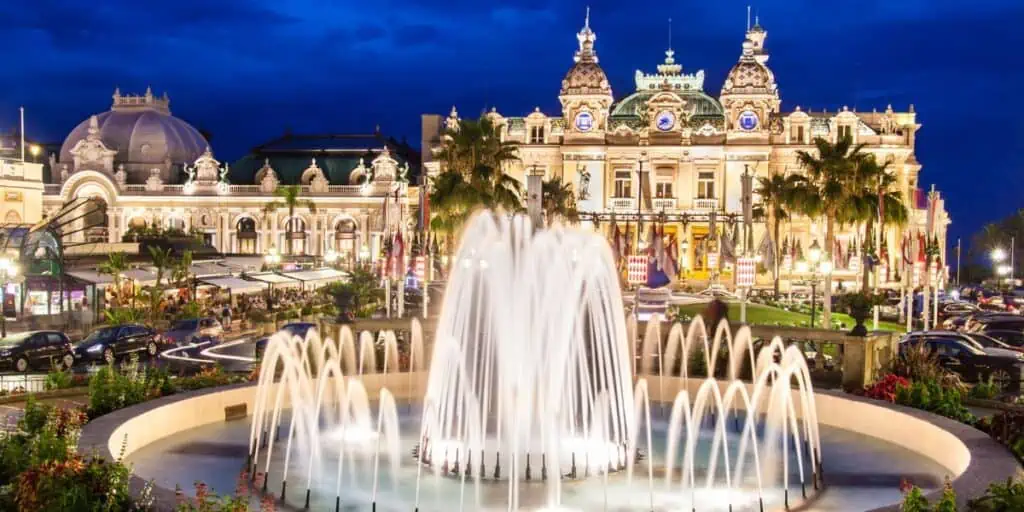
[850,314,869,336]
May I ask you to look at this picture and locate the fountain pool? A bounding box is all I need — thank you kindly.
[123,213,957,511]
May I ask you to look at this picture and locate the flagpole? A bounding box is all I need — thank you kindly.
[956,238,961,287]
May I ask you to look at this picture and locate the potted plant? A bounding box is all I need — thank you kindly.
[838,291,884,336]
[301,304,315,322]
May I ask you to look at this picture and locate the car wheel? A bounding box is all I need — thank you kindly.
[146,341,158,357]
[14,357,28,373]
[62,353,75,370]
[103,347,115,365]
[992,369,1012,391]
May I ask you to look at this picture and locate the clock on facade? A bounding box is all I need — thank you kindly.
[655,111,676,131]
[738,110,759,131]
[574,111,594,132]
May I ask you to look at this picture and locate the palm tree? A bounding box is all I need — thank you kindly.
[795,135,867,327]
[542,177,578,224]
[754,172,807,297]
[429,116,523,247]
[844,156,909,291]
[98,252,129,308]
[263,185,317,255]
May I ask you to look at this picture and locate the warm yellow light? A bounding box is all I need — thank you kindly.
[29,145,40,157]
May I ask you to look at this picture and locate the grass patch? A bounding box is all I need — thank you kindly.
[672,302,905,333]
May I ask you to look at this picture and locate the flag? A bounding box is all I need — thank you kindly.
[917,233,926,263]
[664,233,680,283]
[758,234,775,271]
[611,224,622,263]
[419,178,429,232]
[902,235,911,265]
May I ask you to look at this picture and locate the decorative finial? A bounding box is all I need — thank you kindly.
[585,5,590,30]
[746,5,751,32]
[87,115,100,137]
[311,157,317,166]
[145,86,153,99]
[264,157,271,167]
[909,103,915,113]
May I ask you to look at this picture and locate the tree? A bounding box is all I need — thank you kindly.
[844,156,909,291]
[143,246,173,322]
[429,116,523,247]
[320,265,384,320]
[263,185,316,255]
[754,172,807,297]
[795,135,867,327]
[541,177,579,224]
[171,250,194,300]
[98,252,129,309]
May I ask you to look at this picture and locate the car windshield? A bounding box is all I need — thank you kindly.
[82,327,120,344]
[0,332,34,346]
[172,319,200,331]
[966,333,1010,349]
[954,337,988,355]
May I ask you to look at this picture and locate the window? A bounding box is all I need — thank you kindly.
[837,125,852,141]
[794,125,805,143]
[614,171,632,198]
[697,172,715,199]
[529,126,545,144]
[655,182,673,198]
[46,333,65,345]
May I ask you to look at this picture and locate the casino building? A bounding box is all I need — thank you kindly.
[422,14,949,290]
[38,88,420,267]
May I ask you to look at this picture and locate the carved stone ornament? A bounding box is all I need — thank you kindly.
[68,115,117,173]
[371,147,399,182]
[60,164,70,183]
[145,168,164,192]
[348,158,368,185]
[192,147,221,184]
[114,164,127,186]
[301,158,329,192]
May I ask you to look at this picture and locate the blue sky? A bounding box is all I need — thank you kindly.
[0,0,1020,245]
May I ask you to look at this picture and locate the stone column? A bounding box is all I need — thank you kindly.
[527,167,544,228]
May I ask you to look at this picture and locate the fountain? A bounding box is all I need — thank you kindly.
[242,212,823,511]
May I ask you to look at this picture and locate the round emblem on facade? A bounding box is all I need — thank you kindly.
[655,111,676,131]
[574,111,594,132]
[738,110,759,131]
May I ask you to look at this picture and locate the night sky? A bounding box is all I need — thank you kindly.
[0,0,1020,246]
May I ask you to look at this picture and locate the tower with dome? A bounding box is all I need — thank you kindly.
[422,11,949,291]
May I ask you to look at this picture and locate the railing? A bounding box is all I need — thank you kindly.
[652,198,677,210]
[609,197,636,211]
[692,198,718,211]
[81,182,404,198]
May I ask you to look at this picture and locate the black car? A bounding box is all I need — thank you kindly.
[967,315,1024,334]
[981,329,1024,348]
[900,333,1024,390]
[74,324,159,364]
[254,322,318,358]
[0,331,74,372]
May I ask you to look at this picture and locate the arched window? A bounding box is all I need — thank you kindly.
[285,217,306,254]
[334,218,357,263]
[84,197,108,243]
[4,210,21,224]
[237,217,257,254]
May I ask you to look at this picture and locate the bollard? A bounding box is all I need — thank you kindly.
[525,454,531,481]
[280,480,287,502]
[304,488,311,509]
[541,454,547,480]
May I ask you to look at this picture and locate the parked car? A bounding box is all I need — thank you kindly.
[900,332,1024,390]
[980,329,1024,348]
[0,331,75,372]
[159,317,224,347]
[966,315,1024,333]
[962,332,1024,354]
[254,322,318,358]
[74,324,159,364]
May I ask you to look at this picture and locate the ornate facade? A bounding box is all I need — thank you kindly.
[42,90,419,268]
[423,14,950,289]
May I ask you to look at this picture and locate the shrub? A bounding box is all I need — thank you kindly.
[894,377,974,424]
[300,304,314,316]
[88,359,172,418]
[863,374,909,403]
[174,366,244,392]
[969,375,1001,400]
[43,364,74,391]
[977,410,1024,460]
[899,478,956,512]
[14,454,135,512]
[968,477,1024,511]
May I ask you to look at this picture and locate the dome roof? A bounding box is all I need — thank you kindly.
[722,40,777,95]
[611,90,724,118]
[60,89,207,169]
[561,61,612,96]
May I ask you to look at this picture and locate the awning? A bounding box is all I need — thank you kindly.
[281,268,348,288]
[122,268,158,285]
[66,270,115,287]
[220,256,264,272]
[199,276,268,295]
[247,272,301,288]
[190,262,232,278]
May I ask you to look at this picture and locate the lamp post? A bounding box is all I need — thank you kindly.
[28,145,40,163]
[264,247,281,312]
[796,240,833,329]
[324,250,338,268]
[0,257,19,338]
[993,248,1009,288]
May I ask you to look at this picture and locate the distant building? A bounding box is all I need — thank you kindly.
[423,14,950,290]
[42,89,420,268]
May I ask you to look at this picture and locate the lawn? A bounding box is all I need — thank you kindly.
[671,302,906,333]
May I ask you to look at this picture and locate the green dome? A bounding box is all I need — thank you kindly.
[610,90,724,119]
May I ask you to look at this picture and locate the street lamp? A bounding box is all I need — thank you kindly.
[993,248,1007,263]
[324,250,338,266]
[28,145,40,162]
[0,257,19,337]
[797,240,832,329]
[264,247,281,268]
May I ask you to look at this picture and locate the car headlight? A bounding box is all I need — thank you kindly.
[86,344,104,353]
[0,350,10,357]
